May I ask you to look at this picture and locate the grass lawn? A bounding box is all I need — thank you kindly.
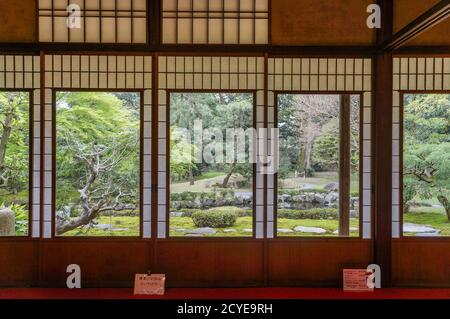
[171,173,251,193]
[403,211,450,236]
[169,216,360,237]
[278,172,360,193]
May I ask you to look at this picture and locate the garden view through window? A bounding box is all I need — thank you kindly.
[55,91,140,237]
[169,93,254,237]
[402,94,450,237]
[277,94,360,237]
[0,91,30,236]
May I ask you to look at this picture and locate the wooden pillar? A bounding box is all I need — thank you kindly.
[339,95,350,236]
[375,0,394,287]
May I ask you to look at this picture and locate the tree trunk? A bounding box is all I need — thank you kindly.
[437,194,450,221]
[222,163,237,188]
[188,166,194,185]
[0,115,13,169]
[304,138,313,177]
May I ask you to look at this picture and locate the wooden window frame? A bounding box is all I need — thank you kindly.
[272,91,364,239]
[165,89,258,240]
[51,88,145,239]
[0,88,34,239]
[398,90,450,239]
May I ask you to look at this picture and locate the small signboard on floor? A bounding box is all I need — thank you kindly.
[343,269,373,292]
[134,273,166,295]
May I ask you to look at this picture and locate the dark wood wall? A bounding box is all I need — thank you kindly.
[0,0,449,289]
[0,0,36,43]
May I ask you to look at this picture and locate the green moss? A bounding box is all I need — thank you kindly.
[61,215,140,237]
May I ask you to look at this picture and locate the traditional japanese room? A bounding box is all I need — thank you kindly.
[0,0,449,302]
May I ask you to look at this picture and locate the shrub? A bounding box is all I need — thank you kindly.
[277,208,338,220]
[206,206,252,217]
[191,211,238,228]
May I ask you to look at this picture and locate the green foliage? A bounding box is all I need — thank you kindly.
[277,208,338,220]
[191,210,238,228]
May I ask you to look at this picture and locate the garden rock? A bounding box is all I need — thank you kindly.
[187,227,216,235]
[0,208,15,236]
[170,211,184,217]
[293,226,327,234]
[324,182,339,192]
[223,229,236,233]
[243,228,253,232]
[185,234,204,237]
[403,223,438,233]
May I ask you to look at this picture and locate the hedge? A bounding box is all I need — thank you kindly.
[277,208,338,220]
[191,211,238,228]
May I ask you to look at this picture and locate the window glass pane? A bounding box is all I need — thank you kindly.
[169,93,254,237]
[0,91,30,236]
[55,91,140,236]
[403,94,450,237]
[276,94,360,237]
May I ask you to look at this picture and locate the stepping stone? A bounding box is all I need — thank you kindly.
[223,229,236,233]
[111,228,129,231]
[185,234,204,237]
[277,228,294,233]
[403,223,437,233]
[187,227,216,234]
[294,226,327,234]
[243,228,253,232]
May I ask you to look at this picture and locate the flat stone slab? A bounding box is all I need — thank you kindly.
[277,228,294,233]
[403,223,438,233]
[185,234,204,237]
[187,227,217,234]
[294,226,327,234]
[243,228,253,232]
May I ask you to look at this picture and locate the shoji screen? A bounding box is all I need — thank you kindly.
[267,58,373,239]
[392,57,450,238]
[42,54,152,238]
[157,55,265,238]
[39,0,147,43]
[0,55,41,237]
[161,0,269,44]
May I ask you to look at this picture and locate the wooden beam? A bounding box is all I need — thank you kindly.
[374,0,393,288]
[382,0,450,51]
[339,95,351,237]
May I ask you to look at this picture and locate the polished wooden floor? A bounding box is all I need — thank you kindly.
[1,288,450,299]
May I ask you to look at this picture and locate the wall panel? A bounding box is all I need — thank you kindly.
[271,0,375,46]
[268,240,372,286]
[0,0,36,43]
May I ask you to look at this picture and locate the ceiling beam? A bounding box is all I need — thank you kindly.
[381,0,450,51]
